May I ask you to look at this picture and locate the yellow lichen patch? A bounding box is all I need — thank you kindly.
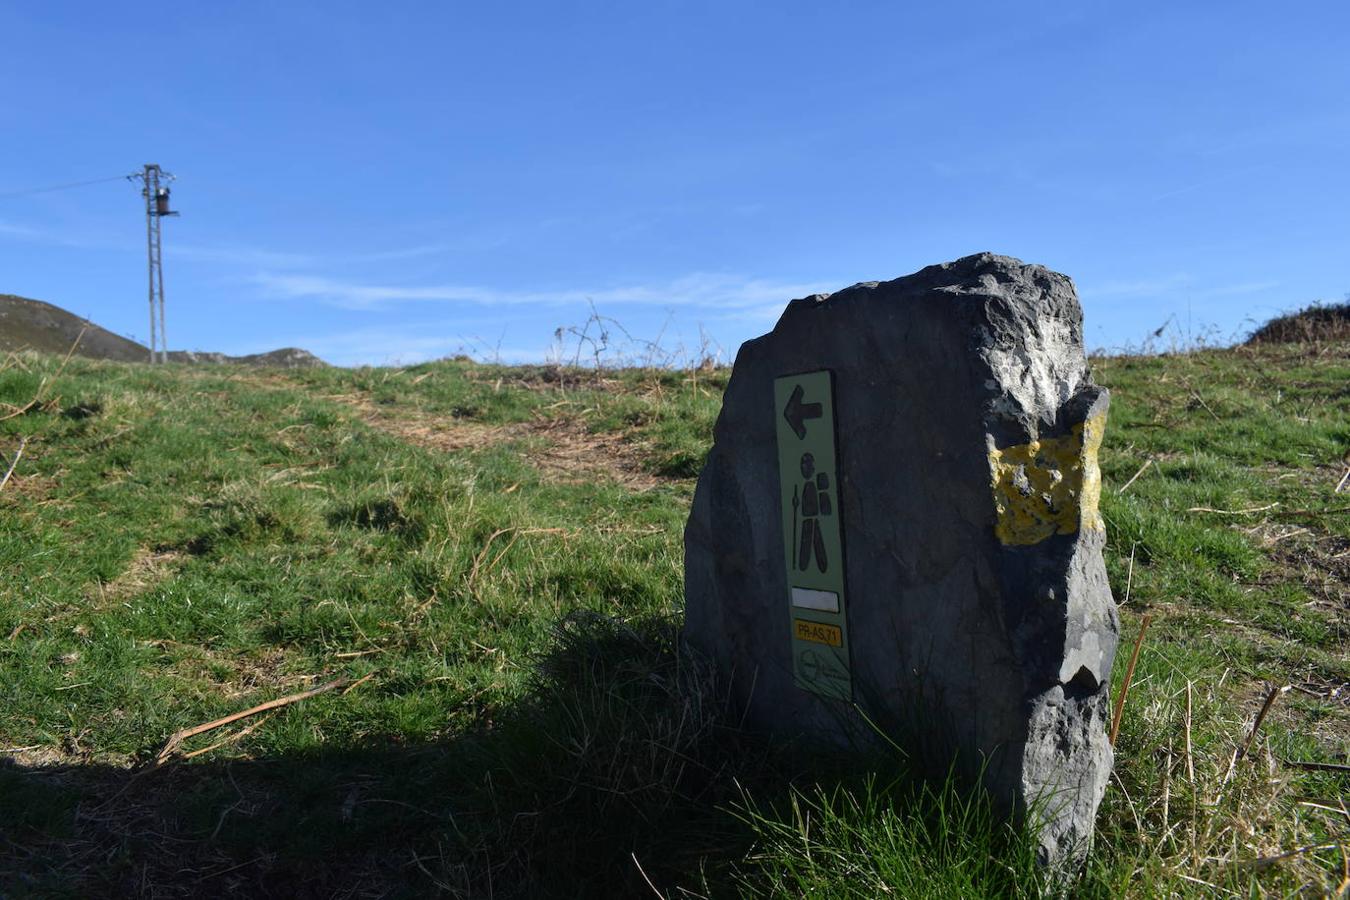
[988,411,1107,545]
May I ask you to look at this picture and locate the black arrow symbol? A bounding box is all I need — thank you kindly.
[783,384,822,440]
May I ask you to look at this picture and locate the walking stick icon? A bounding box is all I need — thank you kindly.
[791,485,800,568]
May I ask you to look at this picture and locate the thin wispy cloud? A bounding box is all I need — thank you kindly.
[252,271,836,313]
[0,218,126,250]
[232,324,547,367]
[716,302,794,325]
[173,243,318,268]
[340,237,513,264]
[1080,274,1193,298]
[1080,275,1279,301]
[0,220,41,239]
[1148,163,1273,203]
[0,219,488,271]
[1190,280,1279,299]
[0,221,326,266]
[176,234,514,269]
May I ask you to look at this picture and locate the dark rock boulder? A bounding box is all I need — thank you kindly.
[683,252,1119,868]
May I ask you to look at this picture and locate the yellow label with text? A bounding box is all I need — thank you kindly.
[794,619,842,647]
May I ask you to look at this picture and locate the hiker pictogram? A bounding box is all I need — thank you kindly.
[792,451,833,572]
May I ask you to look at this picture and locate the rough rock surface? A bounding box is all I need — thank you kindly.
[683,253,1119,868]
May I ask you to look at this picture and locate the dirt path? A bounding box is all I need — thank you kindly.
[321,390,668,491]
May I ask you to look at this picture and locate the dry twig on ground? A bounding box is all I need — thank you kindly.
[0,326,86,421]
[1186,502,1280,515]
[1238,683,1290,760]
[0,436,28,493]
[154,676,354,764]
[1110,613,1153,746]
[1279,758,1350,774]
[1118,458,1153,495]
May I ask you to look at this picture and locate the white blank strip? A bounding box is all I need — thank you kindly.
[791,587,839,613]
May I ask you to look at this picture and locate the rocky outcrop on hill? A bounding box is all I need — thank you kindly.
[167,348,326,368]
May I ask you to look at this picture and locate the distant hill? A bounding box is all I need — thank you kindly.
[0,294,149,361]
[0,294,325,367]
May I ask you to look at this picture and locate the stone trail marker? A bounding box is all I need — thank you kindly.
[684,253,1120,868]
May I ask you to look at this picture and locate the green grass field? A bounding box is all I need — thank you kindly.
[1,340,1346,897]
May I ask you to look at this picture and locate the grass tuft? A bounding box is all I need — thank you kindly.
[730,772,1047,899]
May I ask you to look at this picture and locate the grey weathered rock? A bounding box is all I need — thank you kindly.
[683,252,1119,868]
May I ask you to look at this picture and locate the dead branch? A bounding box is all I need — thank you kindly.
[1237,683,1290,761]
[180,712,277,760]
[154,676,350,764]
[0,326,87,421]
[342,672,375,695]
[0,399,36,421]
[0,436,28,493]
[1186,502,1279,515]
[1184,679,1195,782]
[1233,843,1339,871]
[1110,612,1153,746]
[1278,758,1350,775]
[1122,542,1137,605]
[1117,458,1153,495]
[1176,374,1223,423]
[467,527,516,588]
[631,852,664,899]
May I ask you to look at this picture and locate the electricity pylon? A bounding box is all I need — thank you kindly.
[128,164,178,363]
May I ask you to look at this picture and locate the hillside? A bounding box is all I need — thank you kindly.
[0,341,1346,896]
[0,293,149,361]
[0,293,325,367]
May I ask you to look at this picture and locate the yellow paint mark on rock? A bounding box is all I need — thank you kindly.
[988,411,1107,546]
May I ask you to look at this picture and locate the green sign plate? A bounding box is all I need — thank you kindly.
[774,370,851,700]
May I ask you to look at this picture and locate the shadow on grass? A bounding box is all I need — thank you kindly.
[0,613,1041,899]
[0,614,761,897]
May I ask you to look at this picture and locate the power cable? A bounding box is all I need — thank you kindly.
[0,174,133,200]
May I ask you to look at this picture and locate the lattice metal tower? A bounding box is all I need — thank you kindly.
[129,164,178,363]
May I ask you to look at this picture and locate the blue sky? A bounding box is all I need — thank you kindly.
[2,2,1346,366]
